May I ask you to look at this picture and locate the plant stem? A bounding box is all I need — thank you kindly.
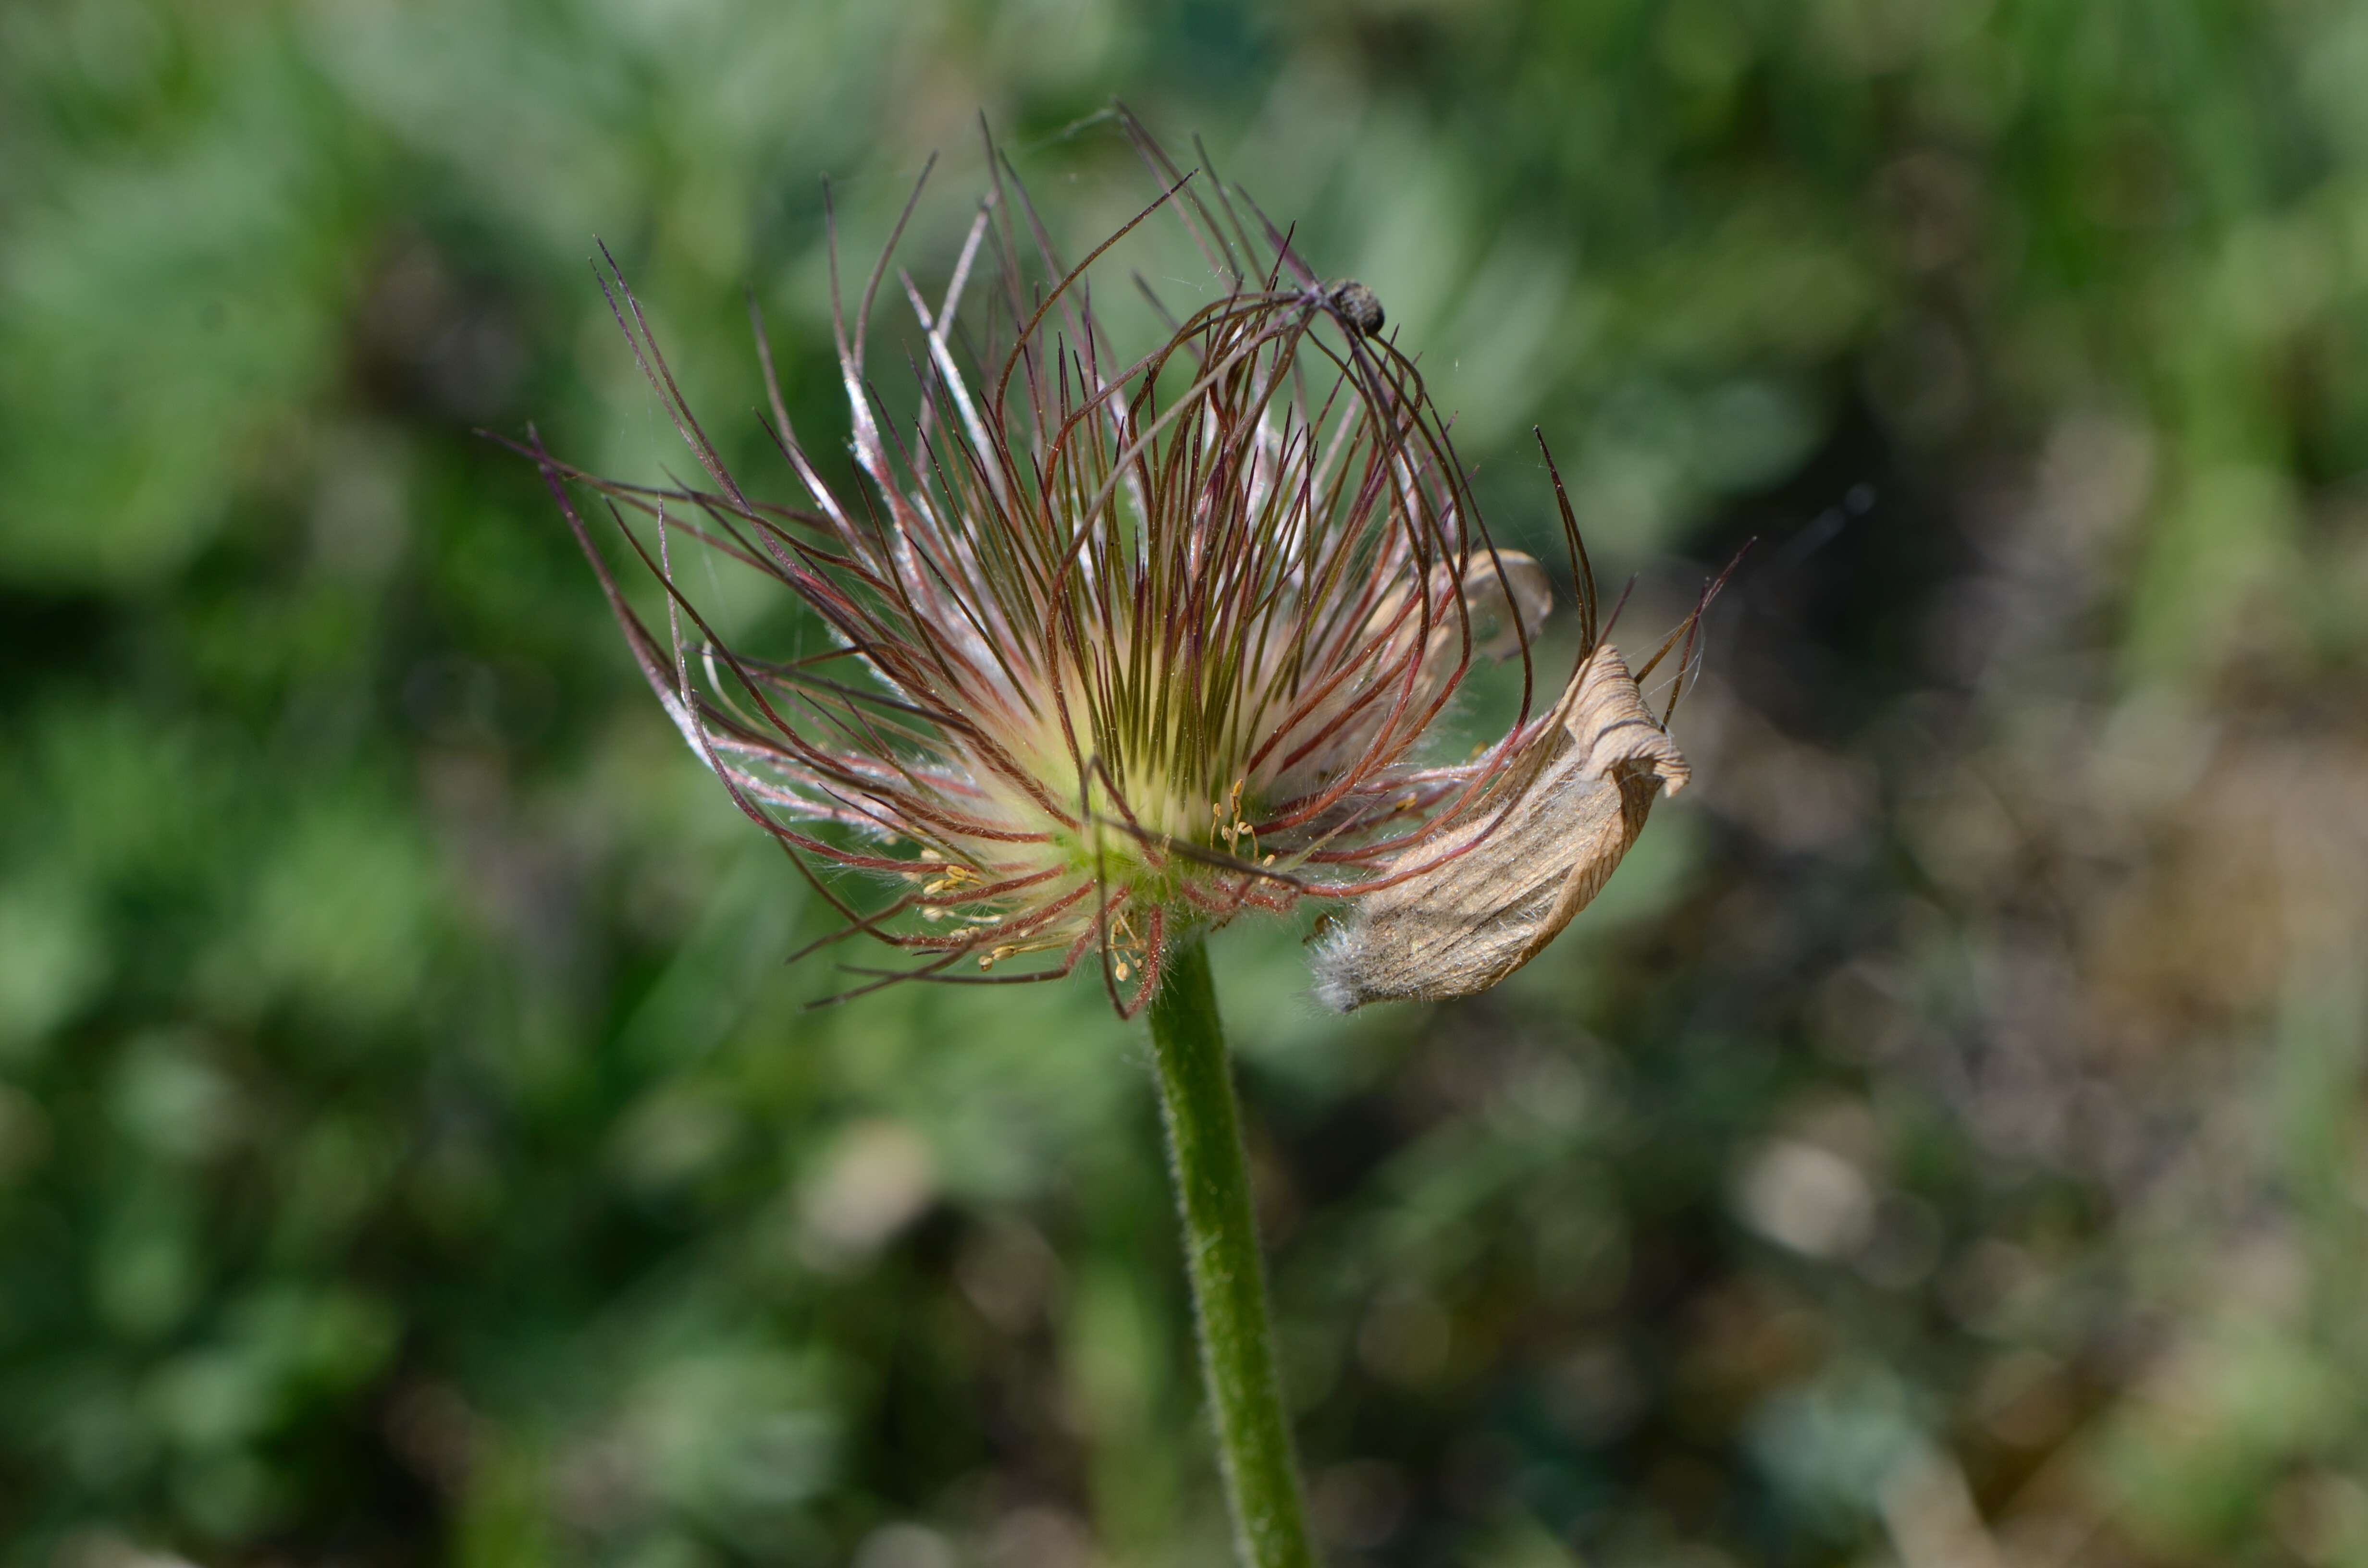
[1147,935,1316,1568]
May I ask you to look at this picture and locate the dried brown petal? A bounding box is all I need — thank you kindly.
[1312,644,1689,1009]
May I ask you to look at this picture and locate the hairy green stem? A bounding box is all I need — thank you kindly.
[1147,936,1315,1568]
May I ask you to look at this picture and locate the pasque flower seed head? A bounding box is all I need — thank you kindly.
[531,118,1716,1015]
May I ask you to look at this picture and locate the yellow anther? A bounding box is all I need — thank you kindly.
[1212,777,1257,859]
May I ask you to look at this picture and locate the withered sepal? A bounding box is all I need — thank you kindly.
[1312,644,1689,1009]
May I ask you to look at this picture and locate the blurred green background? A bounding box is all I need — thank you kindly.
[7,0,2368,1564]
